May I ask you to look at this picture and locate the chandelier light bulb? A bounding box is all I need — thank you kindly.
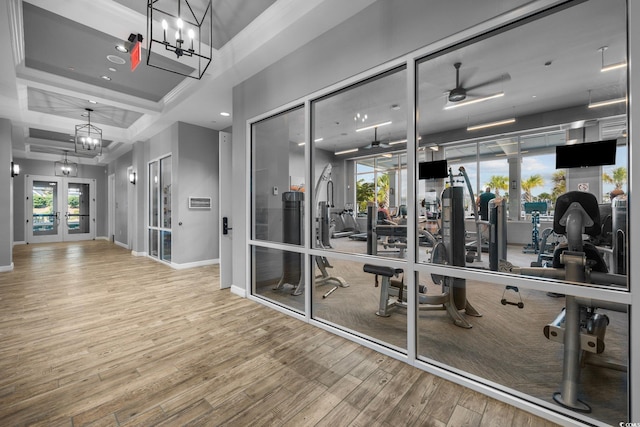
[177,18,183,29]
[175,30,180,40]
[162,19,168,30]
[188,29,194,39]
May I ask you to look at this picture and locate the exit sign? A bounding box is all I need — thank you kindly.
[131,40,141,71]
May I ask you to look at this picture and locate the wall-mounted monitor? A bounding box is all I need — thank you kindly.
[419,159,448,180]
[556,140,617,168]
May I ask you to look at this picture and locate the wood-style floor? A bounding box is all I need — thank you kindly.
[0,241,560,426]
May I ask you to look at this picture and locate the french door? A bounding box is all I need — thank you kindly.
[26,175,96,243]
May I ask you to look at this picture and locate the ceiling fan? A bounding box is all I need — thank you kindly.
[361,126,390,149]
[447,62,510,103]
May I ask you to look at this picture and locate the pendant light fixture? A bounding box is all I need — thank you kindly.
[147,0,213,79]
[75,108,102,156]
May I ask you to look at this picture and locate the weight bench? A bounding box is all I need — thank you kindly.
[363,264,404,317]
[363,264,431,317]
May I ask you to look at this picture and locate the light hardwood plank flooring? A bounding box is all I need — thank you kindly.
[0,241,560,426]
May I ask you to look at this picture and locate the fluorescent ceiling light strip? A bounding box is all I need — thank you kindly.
[297,142,305,146]
[389,139,406,145]
[314,138,323,142]
[588,98,627,108]
[601,62,627,72]
[467,118,516,131]
[355,121,392,132]
[335,148,358,155]
[486,141,518,148]
[444,92,504,110]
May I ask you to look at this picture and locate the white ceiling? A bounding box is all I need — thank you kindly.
[2,0,377,165]
[2,0,628,167]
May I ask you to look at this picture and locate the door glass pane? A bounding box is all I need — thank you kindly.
[161,231,171,262]
[67,182,90,234]
[32,180,58,236]
[160,157,172,228]
[149,229,158,258]
[149,162,159,228]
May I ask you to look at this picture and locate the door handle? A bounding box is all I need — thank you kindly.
[223,217,232,235]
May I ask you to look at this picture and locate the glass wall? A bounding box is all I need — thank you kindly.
[148,155,171,262]
[415,0,629,288]
[251,106,305,245]
[415,270,628,421]
[248,0,631,424]
[312,255,407,352]
[250,106,306,313]
[312,66,408,259]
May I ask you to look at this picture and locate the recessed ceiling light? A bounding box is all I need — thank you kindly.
[101,75,111,81]
[220,112,230,117]
[115,45,128,53]
[88,100,97,104]
[107,55,126,65]
[108,67,117,72]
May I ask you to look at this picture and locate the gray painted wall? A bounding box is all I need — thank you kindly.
[107,150,133,246]
[231,0,531,289]
[12,157,108,241]
[0,119,13,269]
[111,122,220,265]
[174,122,219,264]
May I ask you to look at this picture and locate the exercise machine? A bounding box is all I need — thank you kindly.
[427,182,482,328]
[522,202,548,254]
[362,264,432,317]
[274,164,348,295]
[500,191,626,412]
[314,164,348,293]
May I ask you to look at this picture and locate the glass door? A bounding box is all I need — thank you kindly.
[28,177,62,243]
[148,155,172,262]
[27,175,96,243]
[63,179,95,241]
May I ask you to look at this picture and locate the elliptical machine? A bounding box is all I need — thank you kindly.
[501,191,626,413]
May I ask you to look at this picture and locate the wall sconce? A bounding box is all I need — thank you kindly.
[129,171,137,184]
[10,161,20,177]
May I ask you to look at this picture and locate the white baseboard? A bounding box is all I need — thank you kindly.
[131,250,146,257]
[230,284,246,298]
[96,236,109,241]
[13,241,26,246]
[170,258,220,270]
[115,240,130,249]
[0,263,14,272]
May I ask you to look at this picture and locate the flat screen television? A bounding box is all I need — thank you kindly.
[419,159,448,180]
[556,140,617,168]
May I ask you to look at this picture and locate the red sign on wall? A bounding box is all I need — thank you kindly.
[131,41,141,71]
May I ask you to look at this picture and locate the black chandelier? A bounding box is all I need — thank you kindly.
[147,0,213,79]
[55,152,78,177]
[75,108,102,156]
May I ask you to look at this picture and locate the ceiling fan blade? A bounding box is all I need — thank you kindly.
[465,73,511,91]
